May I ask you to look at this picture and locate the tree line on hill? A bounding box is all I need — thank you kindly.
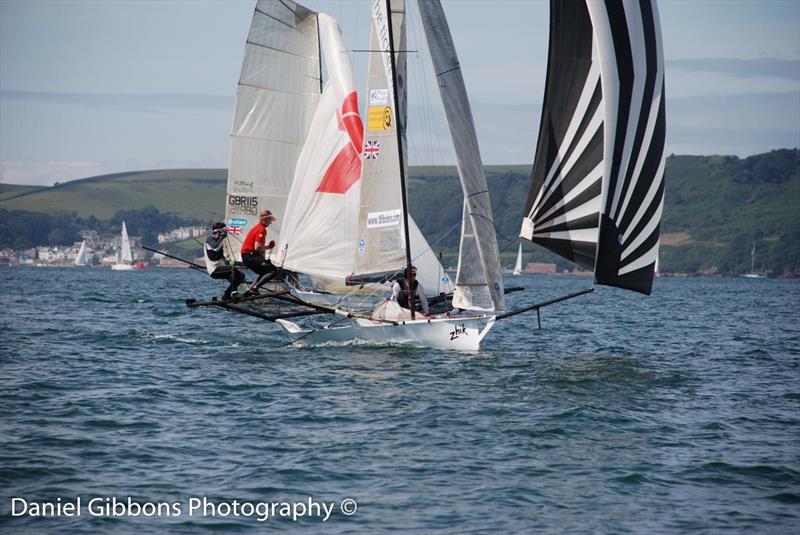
[0,206,204,250]
[1,148,797,275]
[410,148,799,276]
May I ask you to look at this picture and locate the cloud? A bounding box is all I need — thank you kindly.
[0,90,233,114]
[667,57,800,80]
[666,91,800,155]
[0,160,112,186]
[668,90,799,129]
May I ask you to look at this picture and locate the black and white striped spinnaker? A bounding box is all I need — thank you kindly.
[520,0,666,295]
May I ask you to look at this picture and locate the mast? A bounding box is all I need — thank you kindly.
[386,0,414,318]
[316,14,323,93]
[751,240,756,274]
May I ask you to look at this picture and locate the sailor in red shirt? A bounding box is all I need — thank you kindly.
[241,209,277,280]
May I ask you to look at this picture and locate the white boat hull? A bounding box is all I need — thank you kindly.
[277,314,495,351]
[111,264,135,271]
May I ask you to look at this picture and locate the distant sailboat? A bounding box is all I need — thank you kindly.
[513,243,523,275]
[74,240,89,266]
[741,240,765,278]
[111,221,135,271]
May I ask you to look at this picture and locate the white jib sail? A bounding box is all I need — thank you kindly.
[418,0,505,311]
[120,222,133,263]
[225,0,321,259]
[276,13,364,282]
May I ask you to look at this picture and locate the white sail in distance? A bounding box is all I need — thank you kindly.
[513,243,523,276]
[74,240,88,266]
[120,222,133,263]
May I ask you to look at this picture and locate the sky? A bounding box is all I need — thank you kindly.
[1,0,799,186]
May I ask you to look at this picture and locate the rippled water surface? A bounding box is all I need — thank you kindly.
[1,268,799,533]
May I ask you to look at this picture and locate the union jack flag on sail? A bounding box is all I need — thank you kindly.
[363,140,380,160]
[225,225,243,236]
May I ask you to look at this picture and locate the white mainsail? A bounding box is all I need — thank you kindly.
[513,243,523,275]
[111,221,134,270]
[74,240,88,266]
[225,0,449,296]
[225,0,321,259]
[120,222,133,263]
[418,0,505,311]
[352,0,408,281]
[353,0,453,296]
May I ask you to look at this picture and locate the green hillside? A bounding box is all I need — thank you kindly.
[0,183,44,202]
[1,149,798,275]
[660,150,799,274]
[0,169,227,219]
[412,150,800,275]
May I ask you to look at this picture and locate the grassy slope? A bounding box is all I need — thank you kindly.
[0,183,45,202]
[2,151,797,273]
[0,169,227,219]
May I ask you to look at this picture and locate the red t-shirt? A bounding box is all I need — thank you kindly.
[241,222,266,255]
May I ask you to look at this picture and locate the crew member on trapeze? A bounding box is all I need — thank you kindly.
[205,222,245,301]
[241,209,277,285]
[392,265,429,315]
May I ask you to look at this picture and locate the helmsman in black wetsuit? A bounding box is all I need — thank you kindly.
[205,222,245,300]
[391,265,429,315]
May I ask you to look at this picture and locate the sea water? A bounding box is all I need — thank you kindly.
[1,268,798,533]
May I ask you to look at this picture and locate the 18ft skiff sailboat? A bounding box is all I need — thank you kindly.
[188,0,666,350]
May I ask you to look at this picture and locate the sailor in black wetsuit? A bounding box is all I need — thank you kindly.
[391,265,429,315]
[205,222,245,301]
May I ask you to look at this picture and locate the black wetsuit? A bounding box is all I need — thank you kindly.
[394,278,429,314]
[205,234,244,300]
[242,252,276,278]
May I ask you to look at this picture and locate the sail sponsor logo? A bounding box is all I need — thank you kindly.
[367,106,392,131]
[358,238,366,256]
[367,209,401,228]
[449,323,468,341]
[233,180,253,191]
[370,89,388,106]
[371,0,393,92]
[227,218,248,227]
[228,195,258,216]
